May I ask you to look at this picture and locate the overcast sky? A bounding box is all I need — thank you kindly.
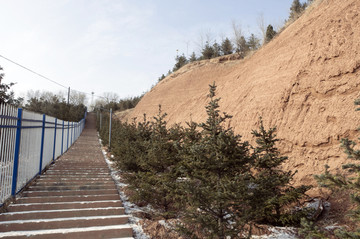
[0,0,296,103]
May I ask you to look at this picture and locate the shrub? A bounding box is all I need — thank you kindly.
[315,98,360,238]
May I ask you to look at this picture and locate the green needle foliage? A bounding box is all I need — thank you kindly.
[298,218,327,239]
[178,82,253,238]
[97,82,310,237]
[250,118,311,226]
[128,107,185,219]
[315,98,360,238]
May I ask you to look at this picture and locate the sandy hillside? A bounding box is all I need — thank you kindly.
[125,0,360,190]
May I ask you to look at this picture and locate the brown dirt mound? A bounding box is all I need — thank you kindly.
[125,0,360,193]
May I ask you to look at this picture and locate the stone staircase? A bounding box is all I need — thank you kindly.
[0,113,133,238]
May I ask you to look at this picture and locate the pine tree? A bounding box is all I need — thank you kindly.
[189,52,197,62]
[247,34,260,51]
[250,118,311,225]
[158,74,166,82]
[179,83,253,238]
[112,115,152,173]
[202,41,215,59]
[212,41,222,57]
[235,36,249,58]
[221,38,233,55]
[173,54,188,72]
[265,24,277,43]
[315,98,360,238]
[290,0,307,20]
[127,106,184,219]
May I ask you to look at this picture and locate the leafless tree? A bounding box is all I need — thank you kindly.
[257,13,266,44]
[102,92,119,104]
[70,90,87,105]
[194,28,214,54]
[231,20,244,51]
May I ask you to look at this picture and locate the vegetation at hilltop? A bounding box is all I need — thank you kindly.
[94,95,142,112]
[0,65,86,121]
[24,90,87,122]
[98,83,311,238]
[157,0,314,84]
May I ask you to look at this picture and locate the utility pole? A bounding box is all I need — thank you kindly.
[91,92,94,111]
[109,108,112,151]
[67,87,70,105]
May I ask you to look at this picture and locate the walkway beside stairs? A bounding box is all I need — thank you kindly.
[0,113,133,239]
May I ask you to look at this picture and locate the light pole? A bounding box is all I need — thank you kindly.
[98,107,112,151]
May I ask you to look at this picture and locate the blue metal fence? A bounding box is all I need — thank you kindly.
[0,103,86,205]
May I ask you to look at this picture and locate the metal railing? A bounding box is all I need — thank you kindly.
[0,103,86,205]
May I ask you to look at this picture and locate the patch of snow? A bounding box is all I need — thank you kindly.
[0,215,128,224]
[158,220,175,230]
[25,189,115,193]
[21,194,117,199]
[253,227,297,239]
[0,224,132,237]
[100,142,149,239]
[324,223,343,231]
[11,200,120,206]
[1,207,124,215]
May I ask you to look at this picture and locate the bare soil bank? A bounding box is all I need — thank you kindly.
[125,0,360,196]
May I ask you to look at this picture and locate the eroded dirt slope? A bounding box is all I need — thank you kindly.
[125,0,360,190]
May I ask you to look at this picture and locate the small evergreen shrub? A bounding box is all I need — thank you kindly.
[315,98,360,238]
[97,82,311,237]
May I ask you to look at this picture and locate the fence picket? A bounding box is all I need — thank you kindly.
[11,108,22,196]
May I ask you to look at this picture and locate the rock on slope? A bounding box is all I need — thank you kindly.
[125,0,360,188]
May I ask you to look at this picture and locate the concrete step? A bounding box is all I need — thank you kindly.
[0,225,133,238]
[0,215,129,232]
[49,169,109,172]
[16,194,120,203]
[6,200,123,212]
[32,182,115,188]
[23,189,118,197]
[0,207,126,221]
[28,184,116,191]
[39,178,113,181]
[50,165,109,169]
[41,174,111,178]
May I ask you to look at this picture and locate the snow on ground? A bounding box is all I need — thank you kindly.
[253,227,297,239]
[0,225,133,238]
[100,139,149,239]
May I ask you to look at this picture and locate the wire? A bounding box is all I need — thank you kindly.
[0,54,68,89]
[0,53,106,100]
[71,88,106,100]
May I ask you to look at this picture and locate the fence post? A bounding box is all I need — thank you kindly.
[11,108,22,196]
[39,114,46,175]
[67,121,69,150]
[52,118,57,161]
[109,108,112,151]
[100,111,102,130]
[70,122,73,145]
[61,120,64,155]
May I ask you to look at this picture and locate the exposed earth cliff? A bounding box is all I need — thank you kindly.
[125,0,360,191]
